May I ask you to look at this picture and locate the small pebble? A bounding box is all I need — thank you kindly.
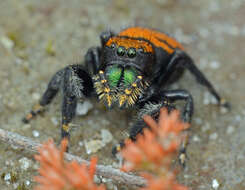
[1,36,14,50]
[101,129,113,144]
[33,163,40,170]
[212,179,220,189]
[93,175,101,183]
[4,173,11,181]
[15,58,24,65]
[203,92,217,105]
[192,135,201,142]
[183,174,191,179]
[112,161,120,168]
[220,106,228,114]
[209,133,218,140]
[226,125,235,134]
[76,100,93,116]
[201,165,209,171]
[11,145,19,150]
[51,117,59,126]
[25,180,30,186]
[102,178,107,183]
[5,181,10,185]
[5,160,14,166]
[32,130,40,137]
[202,123,210,132]
[32,92,41,100]
[84,140,104,154]
[78,141,83,146]
[19,157,32,170]
[209,61,220,69]
[13,183,18,189]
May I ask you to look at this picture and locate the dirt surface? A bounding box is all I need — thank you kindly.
[0,0,245,189]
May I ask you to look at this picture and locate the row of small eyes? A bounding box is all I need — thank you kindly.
[110,43,144,58]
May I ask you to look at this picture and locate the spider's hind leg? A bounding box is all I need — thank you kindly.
[158,49,230,109]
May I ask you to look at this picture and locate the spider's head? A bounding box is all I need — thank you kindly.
[93,36,154,108]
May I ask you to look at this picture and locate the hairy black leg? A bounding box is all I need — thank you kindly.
[111,119,145,155]
[178,130,189,167]
[129,90,193,140]
[22,69,64,123]
[162,90,194,123]
[60,66,86,138]
[113,90,193,167]
[61,95,77,140]
[158,49,229,108]
[60,65,94,149]
[85,47,101,75]
[84,30,114,75]
[112,101,175,155]
[160,89,193,167]
[100,30,115,46]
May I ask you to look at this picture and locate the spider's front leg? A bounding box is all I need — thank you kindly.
[113,90,193,167]
[160,90,193,167]
[23,64,94,150]
[60,65,93,143]
[61,45,102,146]
[112,100,173,156]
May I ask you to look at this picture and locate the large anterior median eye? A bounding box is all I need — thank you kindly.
[107,66,122,87]
[117,46,126,56]
[124,68,136,87]
[127,48,136,58]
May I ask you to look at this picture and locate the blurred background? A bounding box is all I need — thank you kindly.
[0,0,245,189]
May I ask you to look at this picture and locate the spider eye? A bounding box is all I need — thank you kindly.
[110,43,116,49]
[138,47,144,54]
[117,46,125,56]
[127,48,136,58]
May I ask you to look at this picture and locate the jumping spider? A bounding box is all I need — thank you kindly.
[23,27,229,166]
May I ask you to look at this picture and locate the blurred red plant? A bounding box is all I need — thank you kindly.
[121,108,189,190]
[34,108,188,190]
[34,139,105,190]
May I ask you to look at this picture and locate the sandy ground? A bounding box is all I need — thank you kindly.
[0,0,245,189]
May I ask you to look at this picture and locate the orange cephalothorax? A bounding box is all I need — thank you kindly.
[106,37,154,53]
[118,27,184,54]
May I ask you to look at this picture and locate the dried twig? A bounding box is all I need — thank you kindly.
[0,128,146,188]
